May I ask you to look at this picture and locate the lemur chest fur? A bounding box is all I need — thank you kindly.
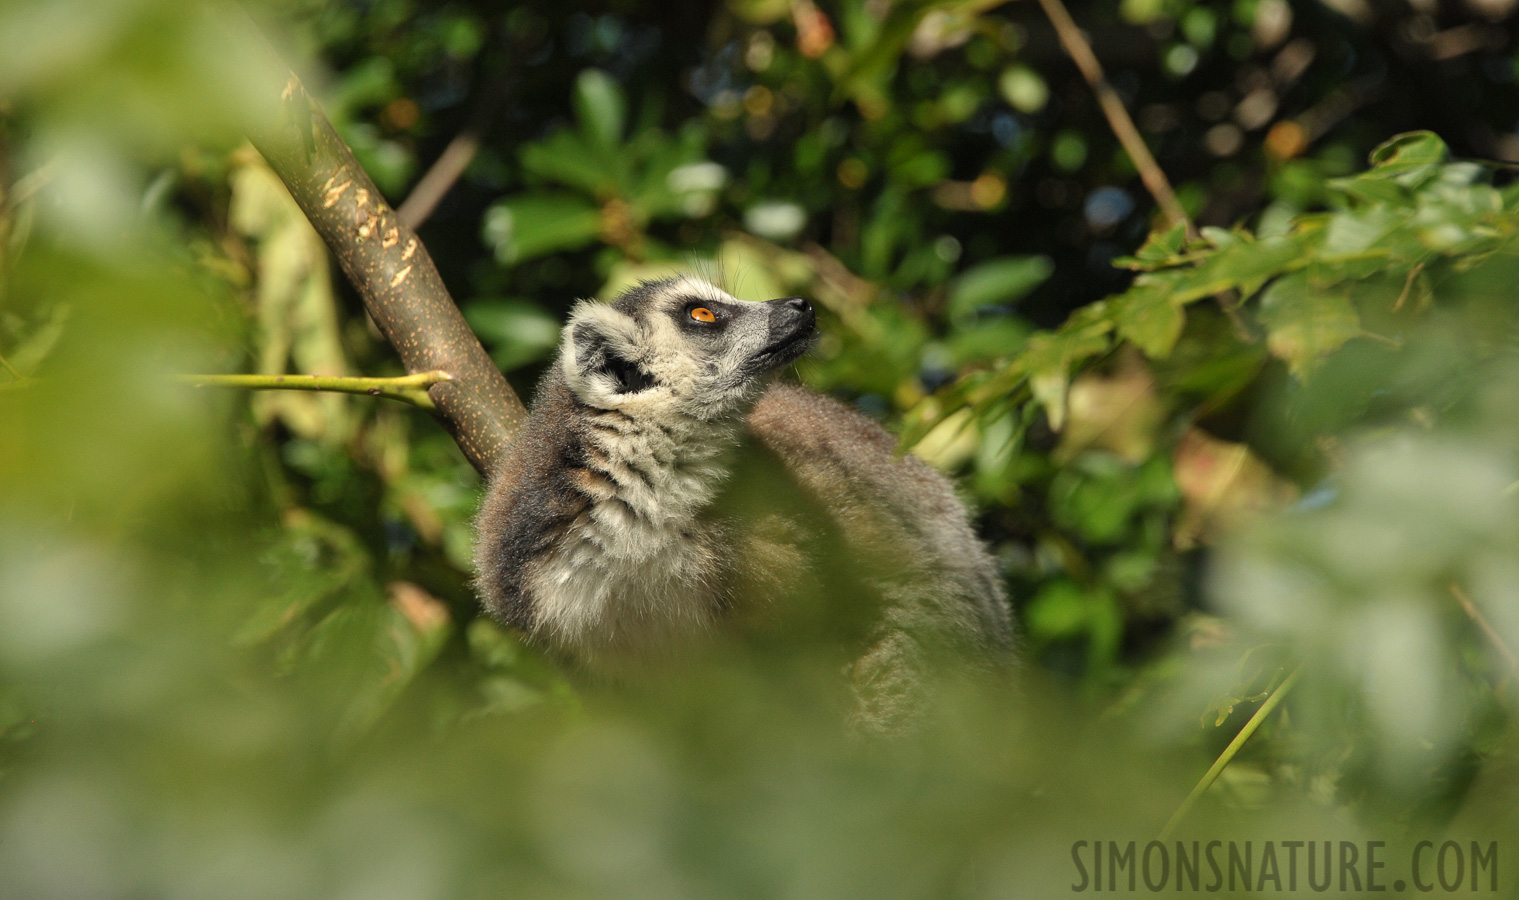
[525,405,743,667]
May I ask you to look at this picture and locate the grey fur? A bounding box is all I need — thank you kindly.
[474,276,1014,729]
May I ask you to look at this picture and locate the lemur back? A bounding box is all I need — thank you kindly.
[474,276,1014,729]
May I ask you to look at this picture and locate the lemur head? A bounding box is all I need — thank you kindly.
[559,276,815,421]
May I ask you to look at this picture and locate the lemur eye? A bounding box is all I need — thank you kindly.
[689,307,716,323]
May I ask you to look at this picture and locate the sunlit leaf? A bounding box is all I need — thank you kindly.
[1172,428,1296,548]
[1017,311,1114,431]
[1367,130,1448,178]
[1108,282,1184,359]
[1057,353,1164,464]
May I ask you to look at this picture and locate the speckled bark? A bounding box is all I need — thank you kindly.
[249,74,525,476]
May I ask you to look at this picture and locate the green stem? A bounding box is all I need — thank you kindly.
[175,370,452,410]
[1159,666,1301,841]
[0,345,21,381]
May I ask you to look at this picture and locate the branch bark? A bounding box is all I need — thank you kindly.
[247,70,525,476]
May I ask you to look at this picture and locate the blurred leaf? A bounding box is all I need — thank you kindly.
[238,512,372,647]
[1018,307,1114,431]
[229,158,353,443]
[1256,272,1360,379]
[1172,429,1296,548]
[946,255,1053,322]
[1115,221,1189,270]
[1108,283,1184,359]
[944,318,1030,365]
[521,129,622,197]
[575,68,628,152]
[464,299,562,371]
[4,301,70,375]
[997,66,1048,113]
[1057,354,1164,464]
[1366,130,1449,180]
[482,193,604,264]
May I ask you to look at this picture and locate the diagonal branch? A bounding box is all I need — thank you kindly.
[1035,0,1195,238]
[246,65,525,476]
[1452,583,1519,682]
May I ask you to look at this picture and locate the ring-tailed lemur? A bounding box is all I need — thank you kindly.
[475,276,1013,729]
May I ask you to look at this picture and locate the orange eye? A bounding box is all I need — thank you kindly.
[689,307,716,323]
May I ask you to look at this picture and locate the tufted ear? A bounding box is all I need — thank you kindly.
[561,302,656,397]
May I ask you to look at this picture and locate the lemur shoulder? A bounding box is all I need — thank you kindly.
[474,276,1013,728]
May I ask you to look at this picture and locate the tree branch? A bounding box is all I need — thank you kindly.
[175,370,452,410]
[246,66,526,476]
[1034,0,1195,238]
[1452,583,1519,682]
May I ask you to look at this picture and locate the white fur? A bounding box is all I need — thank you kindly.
[531,278,764,670]
[527,412,741,672]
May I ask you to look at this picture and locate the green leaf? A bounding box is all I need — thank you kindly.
[482,194,603,264]
[1116,221,1190,270]
[1368,131,1448,173]
[464,299,563,371]
[1157,235,1307,304]
[1329,173,1411,206]
[1025,580,1091,639]
[946,255,1053,321]
[1016,311,1114,431]
[1320,206,1407,260]
[575,68,627,151]
[521,128,621,196]
[1256,272,1361,379]
[945,319,1031,366]
[1109,283,1184,359]
[1199,226,1242,249]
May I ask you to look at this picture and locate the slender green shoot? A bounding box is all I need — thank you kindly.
[174,370,453,410]
[1159,666,1301,840]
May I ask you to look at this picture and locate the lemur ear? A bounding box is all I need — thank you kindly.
[562,302,656,396]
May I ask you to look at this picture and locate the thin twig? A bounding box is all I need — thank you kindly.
[396,133,483,230]
[0,344,21,381]
[1452,583,1519,681]
[1034,0,1194,238]
[1159,666,1300,840]
[1392,262,1424,313]
[396,63,512,229]
[175,370,453,411]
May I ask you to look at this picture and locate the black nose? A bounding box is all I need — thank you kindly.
[782,297,812,315]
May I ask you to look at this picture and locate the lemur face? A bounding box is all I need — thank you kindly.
[560,276,815,421]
